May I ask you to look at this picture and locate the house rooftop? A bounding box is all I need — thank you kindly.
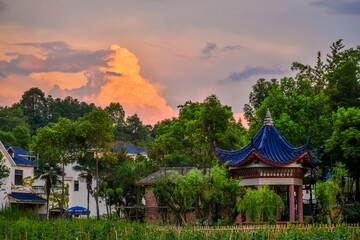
[8,192,46,204]
[137,167,199,186]
[5,145,38,167]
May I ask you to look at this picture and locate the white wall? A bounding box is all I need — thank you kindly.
[64,163,107,217]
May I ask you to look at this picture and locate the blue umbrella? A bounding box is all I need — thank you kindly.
[65,206,90,215]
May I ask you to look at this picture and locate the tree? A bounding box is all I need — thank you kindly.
[148,95,247,168]
[237,185,284,224]
[73,156,95,219]
[31,118,78,215]
[76,108,114,219]
[123,114,151,146]
[315,162,348,223]
[104,102,125,127]
[35,162,62,219]
[0,152,10,185]
[12,125,31,149]
[326,107,360,200]
[153,165,242,225]
[19,87,48,133]
[47,96,95,123]
[0,105,28,132]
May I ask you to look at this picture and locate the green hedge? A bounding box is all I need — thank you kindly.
[0,218,358,240]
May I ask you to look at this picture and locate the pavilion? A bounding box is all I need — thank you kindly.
[215,109,316,223]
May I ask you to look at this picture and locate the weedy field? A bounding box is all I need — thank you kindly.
[1,218,359,240]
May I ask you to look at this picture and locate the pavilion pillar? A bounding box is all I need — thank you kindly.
[257,185,263,190]
[289,184,295,222]
[297,185,303,223]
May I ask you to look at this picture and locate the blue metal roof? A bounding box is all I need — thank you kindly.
[215,110,311,167]
[9,192,46,203]
[114,143,145,155]
[6,146,34,157]
[5,145,38,167]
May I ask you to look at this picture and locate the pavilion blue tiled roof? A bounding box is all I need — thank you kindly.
[215,110,312,167]
[5,145,38,167]
[9,192,46,203]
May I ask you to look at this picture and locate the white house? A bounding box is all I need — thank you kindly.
[0,141,108,218]
[0,140,147,218]
[0,141,47,216]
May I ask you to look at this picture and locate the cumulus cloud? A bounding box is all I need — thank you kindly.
[312,0,360,16]
[201,42,242,58]
[15,41,71,52]
[221,66,285,83]
[0,42,176,124]
[0,41,109,76]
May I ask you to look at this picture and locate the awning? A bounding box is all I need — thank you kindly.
[8,192,46,204]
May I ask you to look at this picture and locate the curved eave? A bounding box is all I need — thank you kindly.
[227,151,310,167]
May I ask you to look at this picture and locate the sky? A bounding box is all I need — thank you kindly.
[0,0,359,125]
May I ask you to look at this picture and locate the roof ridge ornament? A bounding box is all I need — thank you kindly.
[264,109,274,126]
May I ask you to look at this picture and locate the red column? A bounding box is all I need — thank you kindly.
[297,185,303,222]
[289,184,295,222]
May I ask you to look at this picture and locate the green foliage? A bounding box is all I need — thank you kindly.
[47,96,96,123]
[0,152,10,183]
[19,87,48,133]
[326,107,360,176]
[0,206,37,220]
[35,161,62,219]
[0,130,15,145]
[315,162,348,224]
[153,165,243,225]
[238,185,284,224]
[0,105,28,132]
[149,95,247,168]
[0,219,358,239]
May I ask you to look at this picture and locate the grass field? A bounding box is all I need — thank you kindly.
[1,217,359,240]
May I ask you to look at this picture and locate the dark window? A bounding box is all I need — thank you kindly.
[14,170,23,185]
[74,180,79,191]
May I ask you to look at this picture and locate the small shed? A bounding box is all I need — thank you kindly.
[137,167,197,223]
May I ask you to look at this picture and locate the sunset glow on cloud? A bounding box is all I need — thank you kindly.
[0,42,176,124]
[96,44,176,124]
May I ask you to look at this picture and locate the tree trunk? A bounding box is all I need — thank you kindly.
[95,152,100,219]
[46,194,50,219]
[87,187,90,219]
[61,161,65,217]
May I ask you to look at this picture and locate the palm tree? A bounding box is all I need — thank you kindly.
[35,162,62,219]
[73,156,95,218]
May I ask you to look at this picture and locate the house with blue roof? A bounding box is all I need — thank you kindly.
[215,109,316,223]
[0,141,46,216]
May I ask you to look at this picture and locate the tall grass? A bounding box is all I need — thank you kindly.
[0,206,37,220]
[0,219,358,240]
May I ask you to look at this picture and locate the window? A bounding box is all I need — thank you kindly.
[74,180,79,191]
[14,170,23,185]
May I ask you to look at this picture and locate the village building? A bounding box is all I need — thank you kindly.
[0,140,145,218]
[215,109,316,223]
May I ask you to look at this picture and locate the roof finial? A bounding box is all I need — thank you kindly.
[264,109,274,126]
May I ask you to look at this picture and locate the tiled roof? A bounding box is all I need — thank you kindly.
[215,110,312,167]
[13,155,38,167]
[6,146,34,157]
[137,167,198,186]
[114,143,145,155]
[8,192,46,203]
[5,145,37,167]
